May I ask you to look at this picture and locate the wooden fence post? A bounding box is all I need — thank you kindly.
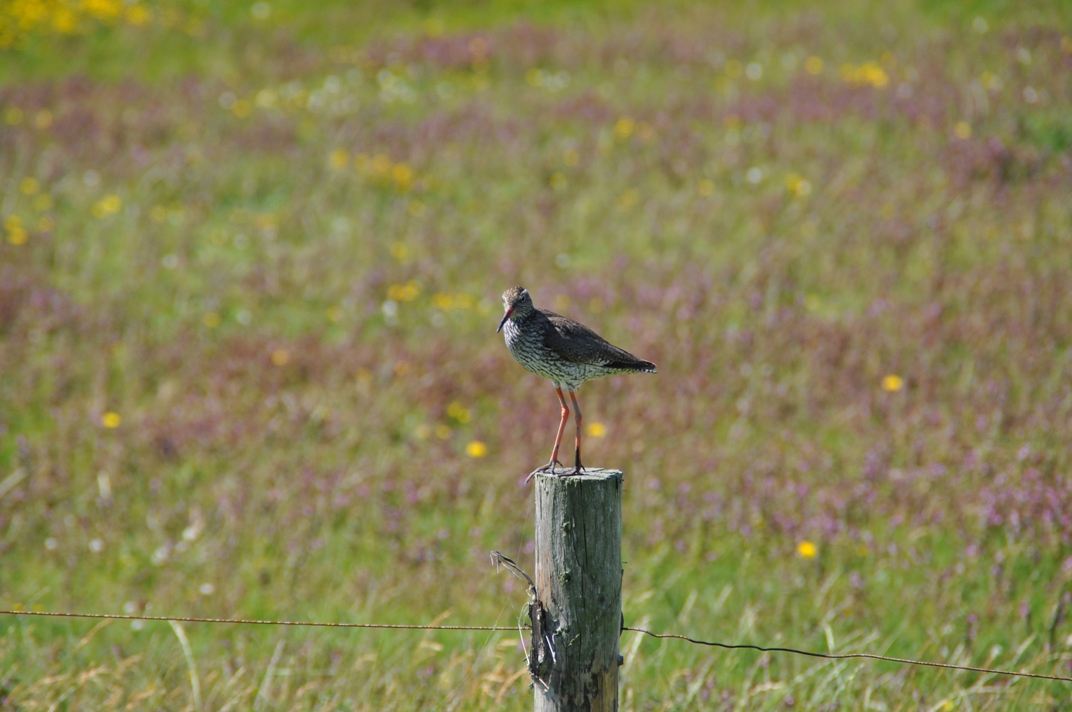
[531,468,623,712]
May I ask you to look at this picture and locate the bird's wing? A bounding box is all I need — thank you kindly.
[541,311,652,369]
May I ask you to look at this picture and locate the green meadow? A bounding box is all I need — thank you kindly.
[2,0,1072,708]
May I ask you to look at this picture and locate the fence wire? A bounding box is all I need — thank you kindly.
[0,609,512,631]
[2,608,1069,684]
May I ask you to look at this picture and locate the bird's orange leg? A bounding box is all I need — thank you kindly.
[528,385,569,482]
[568,389,584,474]
[548,386,570,472]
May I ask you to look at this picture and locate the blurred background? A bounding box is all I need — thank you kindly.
[1,0,1071,708]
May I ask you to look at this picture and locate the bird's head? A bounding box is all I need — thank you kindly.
[497,286,534,332]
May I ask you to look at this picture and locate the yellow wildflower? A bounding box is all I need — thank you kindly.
[6,215,27,245]
[329,148,349,169]
[387,281,421,302]
[447,402,472,424]
[881,375,904,392]
[126,5,151,25]
[804,56,824,75]
[92,194,122,218]
[51,7,78,33]
[841,62,888,88]
[785,173,812,197]
[232,99,252,118]
[82,0,122,22]
[7,226,28,245]
[392,163,414,191]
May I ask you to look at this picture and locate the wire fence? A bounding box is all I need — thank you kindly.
[2,608,1069,684]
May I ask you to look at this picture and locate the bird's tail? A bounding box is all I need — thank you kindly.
[606,359,657,373]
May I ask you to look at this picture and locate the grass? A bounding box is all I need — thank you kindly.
[2,0,1072,708]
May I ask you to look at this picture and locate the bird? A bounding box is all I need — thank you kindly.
[497,286,656,478]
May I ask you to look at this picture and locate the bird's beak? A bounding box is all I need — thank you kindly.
[496,310,512,333]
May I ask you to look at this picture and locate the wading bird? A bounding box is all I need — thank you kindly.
[497,286,656,478]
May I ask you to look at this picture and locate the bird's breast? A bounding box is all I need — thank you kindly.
[502,320,570,381]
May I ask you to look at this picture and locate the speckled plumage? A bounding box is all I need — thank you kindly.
[497,286,656,476]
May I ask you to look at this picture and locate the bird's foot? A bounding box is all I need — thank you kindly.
[525,459,566,484]
[567,455,585,476]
